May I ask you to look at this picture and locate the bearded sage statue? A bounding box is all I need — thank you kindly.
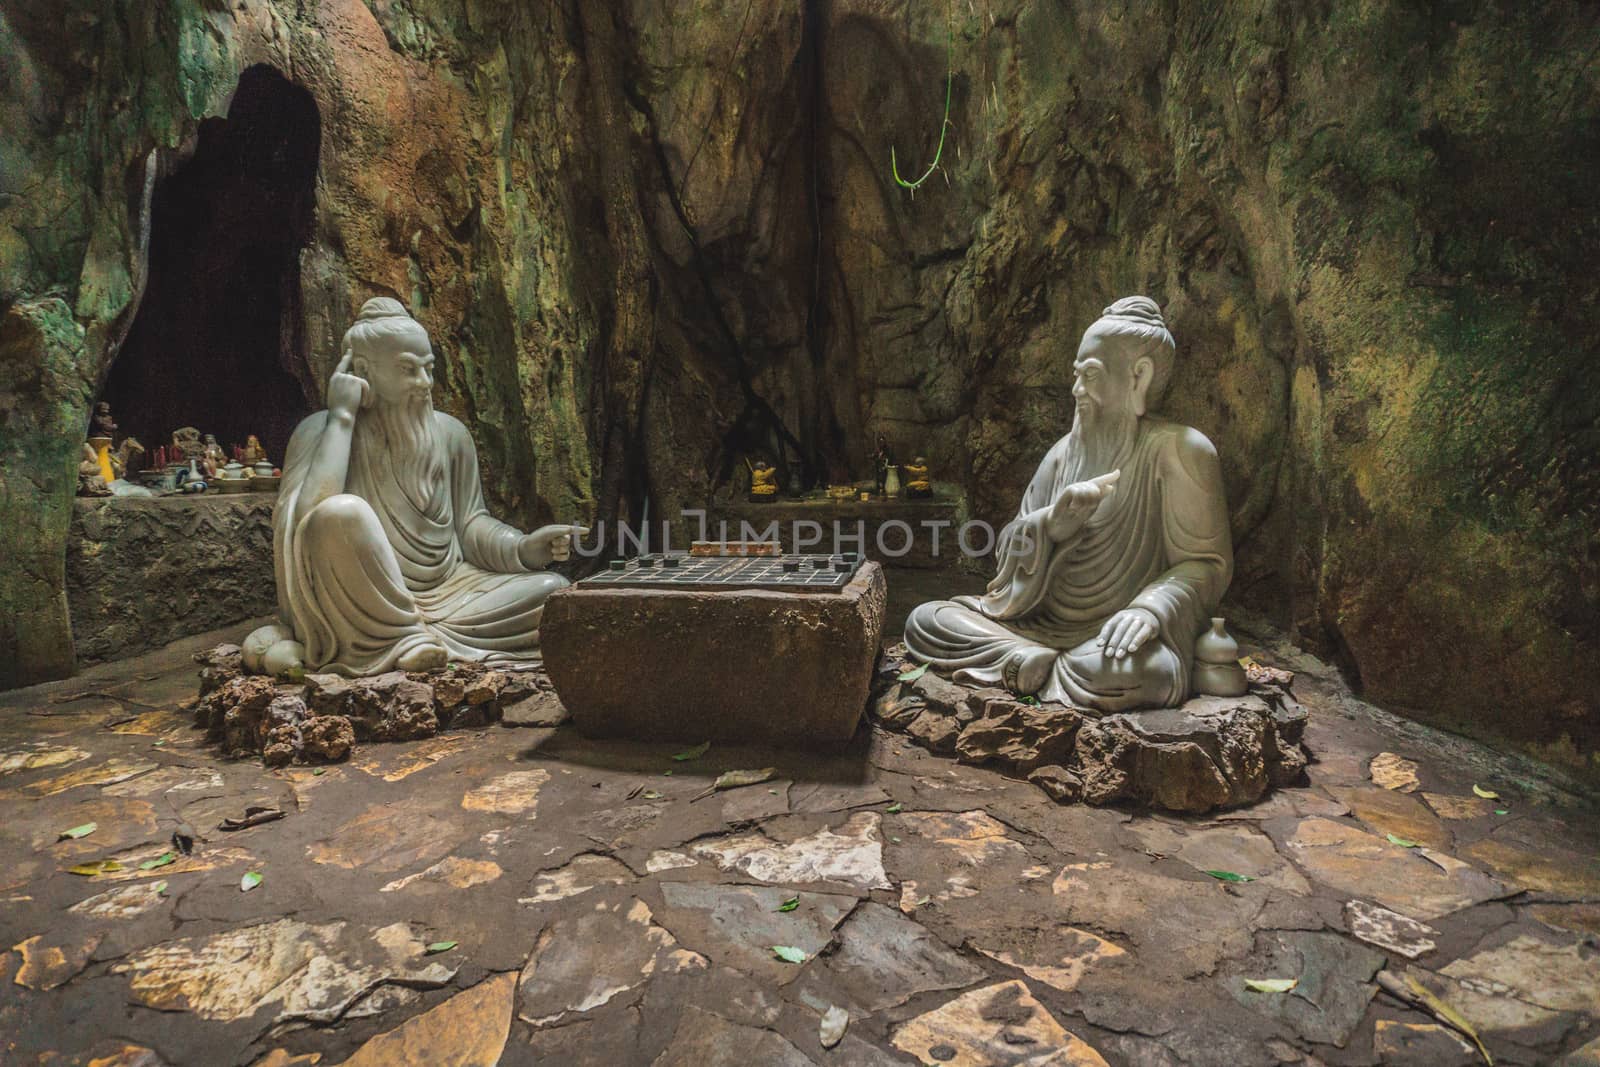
[243,298,584,678]
[904,297,1233,711]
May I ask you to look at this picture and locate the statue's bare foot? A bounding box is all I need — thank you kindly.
[398,641,449,672]
[1001,647,1057,696]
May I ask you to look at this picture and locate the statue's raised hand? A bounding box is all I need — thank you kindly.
[328,351,372,420]
[518,524,590,569]
[1045,469,1119,542]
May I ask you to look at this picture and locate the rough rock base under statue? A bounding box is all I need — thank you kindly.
[872,644,1309,814]
[191,645,568,766]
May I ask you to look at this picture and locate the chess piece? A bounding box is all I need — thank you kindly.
[748,459,779,502]
[904,456,932,499]
[242,297,586,677]
[905,297,1233,712]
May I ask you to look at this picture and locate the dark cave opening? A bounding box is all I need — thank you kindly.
[98,64,320,471]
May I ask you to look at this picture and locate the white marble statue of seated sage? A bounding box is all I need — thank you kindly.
[243,298,585,678]
[904,296,1233,711]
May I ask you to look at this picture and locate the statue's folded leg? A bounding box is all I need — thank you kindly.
[298,494,444,674]
[419,569,569,662]
[1046,636,1184,711]
[905,600,1058,693]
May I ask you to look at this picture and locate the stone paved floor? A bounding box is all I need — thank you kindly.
[2,617,1598,1066]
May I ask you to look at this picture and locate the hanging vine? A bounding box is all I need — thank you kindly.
[889,3,954,193]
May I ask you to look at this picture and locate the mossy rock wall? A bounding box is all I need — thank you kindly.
[2,0,1595,779]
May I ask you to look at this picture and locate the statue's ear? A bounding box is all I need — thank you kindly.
[1131,356,1155,417]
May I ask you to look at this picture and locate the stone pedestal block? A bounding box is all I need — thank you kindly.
[542,562,888,747]
[872,643,1310,813]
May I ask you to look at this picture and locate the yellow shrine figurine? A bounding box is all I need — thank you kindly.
[747,460,779,503]
[904,456,932,499]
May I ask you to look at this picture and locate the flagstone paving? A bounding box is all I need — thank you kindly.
[1,620,1598,1066]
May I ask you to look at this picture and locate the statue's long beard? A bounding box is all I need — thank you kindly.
[357,394,447,515]
[1063,401,1139,483]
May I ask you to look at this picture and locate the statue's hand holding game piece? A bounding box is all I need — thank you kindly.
[519,524,589,569]
[1046,469,1119,543]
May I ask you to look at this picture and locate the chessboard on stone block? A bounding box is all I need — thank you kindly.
[580,551,863,592]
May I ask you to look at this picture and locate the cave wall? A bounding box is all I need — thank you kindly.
[1,0,1595,777]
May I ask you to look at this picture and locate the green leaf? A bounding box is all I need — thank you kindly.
[152,881,168,895]
[641,790,663,800]
[663,770,673,777]
[1204,869,1254,883]
[886,802,903,814]
[1472,784,1500,800]
[138,852,177,870]
[1019,695,1040,706]
[1386,833,1421,848]
[425,941,458,954]
[771,945,808,964]
[897,663,930,683]
[1494,808,1510,816]
[312,768,327,776]
[777,896,800,913]
[67,860,124,877]
[1244,977,1298,993]
[58,822,98,840]
[672,742,711,762]
[240,871,263,892]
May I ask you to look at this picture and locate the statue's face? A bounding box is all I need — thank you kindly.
[357,325,435,408]
[1072,325,1137,425]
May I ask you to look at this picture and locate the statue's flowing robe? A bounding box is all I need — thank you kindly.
[905,419,1232,710]
[274,410,564,676]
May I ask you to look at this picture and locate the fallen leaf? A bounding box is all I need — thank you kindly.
[313,768,327,776]
[220,806,286,832]
[777,896,800,913]
[424,941,457,954]
[641,790,663,800]
[138,852,177,871]
[771,945,808,964]
[1244,977,1299,993]
[67,860,125,877]
[897,663,930,683]
[820,1004,848,1048]
[1471,784,1500,800]
[1386,834,1421,849]
[692,768,777,801]
[58,822,98,840]
[152,881,168,895]
[240,871,263,892]
[886,802,903,814]
[1494,808,1510,816]
[672,742,711,762]
[1204,870,1254,883]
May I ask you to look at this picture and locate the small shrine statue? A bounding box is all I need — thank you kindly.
[904,456,933,499]
[91,401,118,440]
[243,298,586,678]
[904,297,1234,712]
[171,427,204,463]
[873,434,894,496]
[77,443,112,496]
[202,434,227,479]
[748,459,779,503]
[241,434,268,467]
